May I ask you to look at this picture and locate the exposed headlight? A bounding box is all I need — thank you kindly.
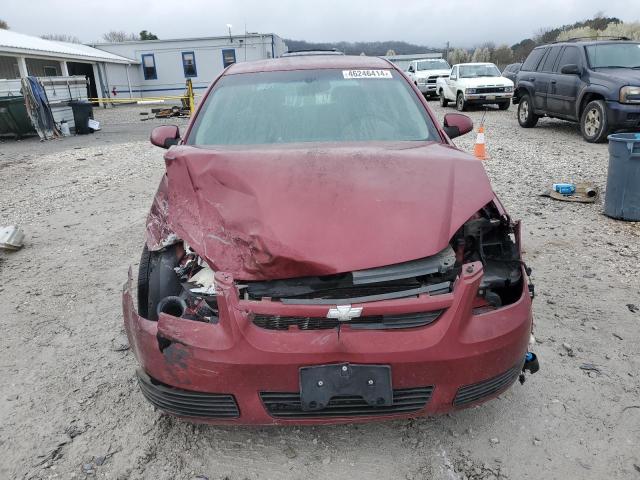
[504,86,513,93]
[417,78,427,84]
[466,88,477,94]
[620,86,640,104]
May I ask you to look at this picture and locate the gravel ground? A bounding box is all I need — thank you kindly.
[0,102,639,480]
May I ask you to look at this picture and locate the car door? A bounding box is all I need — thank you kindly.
[533,46,562,111]
[446,66,458,100]
[548,46,583,119]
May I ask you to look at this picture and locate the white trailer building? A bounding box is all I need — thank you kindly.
[91,34,287,99]
[0,29,136,100]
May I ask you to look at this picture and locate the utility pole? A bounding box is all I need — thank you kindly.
[445,41,450,61]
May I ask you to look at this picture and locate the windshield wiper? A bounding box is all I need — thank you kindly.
[595,65,631,69]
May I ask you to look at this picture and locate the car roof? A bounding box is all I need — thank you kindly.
[225,55,393,75]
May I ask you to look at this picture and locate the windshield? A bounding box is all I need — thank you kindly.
[416,60,450,71]
[459,64,501,78]
[188,69,438,145]
[586,43,640,68]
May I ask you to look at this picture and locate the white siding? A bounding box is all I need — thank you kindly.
[95,34,287,98]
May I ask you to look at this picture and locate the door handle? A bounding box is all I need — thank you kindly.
[550,80,557,84]
[529,77,535,82]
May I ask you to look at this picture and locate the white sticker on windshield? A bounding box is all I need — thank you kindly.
[342,69,393,79]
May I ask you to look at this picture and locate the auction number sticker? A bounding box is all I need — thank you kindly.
[343,69,393,79]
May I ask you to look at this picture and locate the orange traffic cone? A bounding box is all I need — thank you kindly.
[473,125,488,160]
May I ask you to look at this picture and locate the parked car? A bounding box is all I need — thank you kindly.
[406,58,451,97]
[513,38,640,142]
[124,54,537,425]
[437,63,514,111]
[502,63,522,84]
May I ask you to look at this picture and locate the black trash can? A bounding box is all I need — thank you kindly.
[69,101,94,134]
[604,133,640,221]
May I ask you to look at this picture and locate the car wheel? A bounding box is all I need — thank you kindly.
[580,100,609,143]
[517,94,538,128]
[137,244,182,321]
[439,90,448,107]
[498,101,510,111]
[456,92,466,111]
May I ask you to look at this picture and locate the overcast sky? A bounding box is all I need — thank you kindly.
[2,0,637,47]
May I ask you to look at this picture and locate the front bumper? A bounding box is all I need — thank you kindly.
[417,83,438,94]
[123,261,533,425]
[465,93,513,104]
[605,101,640,130]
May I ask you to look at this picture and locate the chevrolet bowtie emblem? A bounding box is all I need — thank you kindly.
[326,305,363,322]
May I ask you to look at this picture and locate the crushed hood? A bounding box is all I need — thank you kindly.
[162,142,495,280]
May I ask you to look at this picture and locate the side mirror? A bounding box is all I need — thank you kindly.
[560,64,580,75]
[443,113,473,139]
[408,66,414,73]
[150,125,180,148]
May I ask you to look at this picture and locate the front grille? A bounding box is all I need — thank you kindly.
[261,386,433,418]
[453,365,521,406]
[427,75,447,83]
[475,87,506,94]
[136,370,240,418]
[252,310,443,331]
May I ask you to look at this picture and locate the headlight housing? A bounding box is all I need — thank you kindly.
[417,78,427,85]
[620,86,640,104]
[465,88,477,94]
[504,86,513,93]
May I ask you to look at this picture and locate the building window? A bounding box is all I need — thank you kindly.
[43,66,58,77]
[142,54,157,80]
[222,49,236,68]
[182,51,197,77]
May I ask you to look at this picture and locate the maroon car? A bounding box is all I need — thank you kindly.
[123,55,538,424]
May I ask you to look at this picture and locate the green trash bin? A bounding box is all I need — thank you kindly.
[0,96,35,138]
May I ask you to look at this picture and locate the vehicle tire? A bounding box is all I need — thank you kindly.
[498,101,510,111]
[517,94,538,128]
[580,100,609,143]
[439,90,448,107]
[456,92,466,112]
[137,244,182,321]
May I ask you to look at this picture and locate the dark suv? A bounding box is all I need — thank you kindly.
[502,63,522,84]
[513,38,640,142]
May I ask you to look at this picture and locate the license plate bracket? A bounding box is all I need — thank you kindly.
[299,363,392,411]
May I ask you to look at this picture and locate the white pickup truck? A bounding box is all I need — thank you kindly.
[405,58,451,97]
[436,63,514,111]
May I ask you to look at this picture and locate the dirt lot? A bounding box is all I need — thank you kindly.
[1,102,639,480]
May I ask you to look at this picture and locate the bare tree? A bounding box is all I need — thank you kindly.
[102,30,137,42]
[41,33,81,43]
[471,47,491,62]
[0,19,8,29]
[448,48,470,65]
[491,44,514,68]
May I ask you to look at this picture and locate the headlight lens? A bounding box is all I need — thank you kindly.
[620,86,640,103]
[417,78,427,84]
[504,86,513,93]
[466,88,476,94]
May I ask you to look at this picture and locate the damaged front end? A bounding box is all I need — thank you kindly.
[142,195,530,329]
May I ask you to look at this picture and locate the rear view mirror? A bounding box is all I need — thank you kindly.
[560,64,580,75]
[443,113,473,139]
[150,125,180,148]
